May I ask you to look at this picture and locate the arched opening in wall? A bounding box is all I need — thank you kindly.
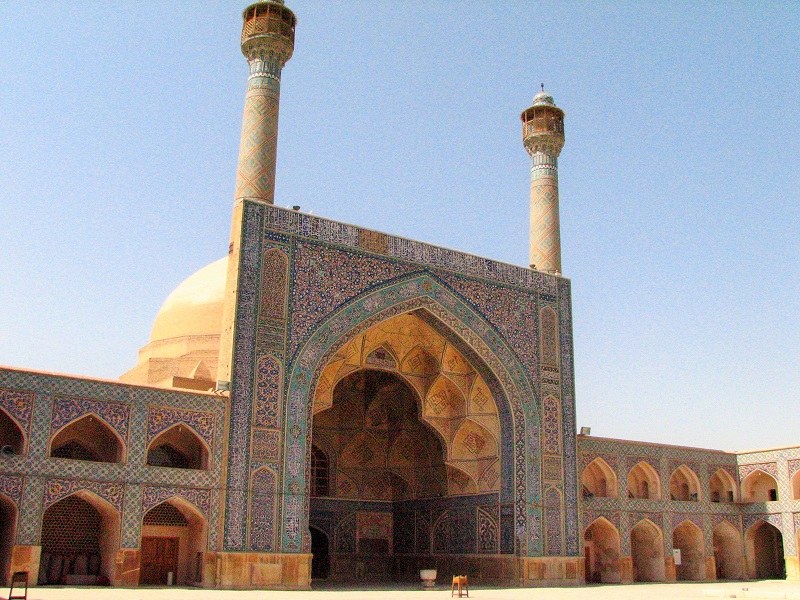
[709,469,737,503]
[0,494,18,585]
[140,498,207,586]
[38,492,120,585]
[0,409,24,456]
[713,521,743,580]
[792,471,800,500]
[669,465,701,501]
[630,519,665,582]
[583,518,621,583]
[627,462,661,500]
[741,471,779,502]
[310,526,330,580]
[146,424,209,470]
[746,521,785,580]
[50,415,123,463]
[581,458,618,499]
[308,311,506,584]
[673,520,705,581]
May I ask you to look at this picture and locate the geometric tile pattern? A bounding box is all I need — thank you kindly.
[528,152,561,274]
[146,405,215,448]
[51,396,130,440]
[43,478,125,512]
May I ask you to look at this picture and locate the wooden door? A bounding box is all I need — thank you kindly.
[140,537,179,585]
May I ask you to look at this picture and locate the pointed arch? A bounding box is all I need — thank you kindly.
[630,519,665,582]
[741,470,779,502]
[50,413,124,463]
[745,520,785,579]
[581,457,618,498]
[709,468,738,502]
[792,470,800,500]
[627,461,661,500]
[583,517,621,583]
[39,490,120,586]
[713,520,743,580]
[146,422,209,470]
[140,496,208,585]
[281,274,536,555]
[0,493,17,585]
[0,408,24,456]
[673,519,705,580]
[669,465,701,501]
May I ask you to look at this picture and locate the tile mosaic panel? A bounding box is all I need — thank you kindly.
[51,396,130,440]
[147,406,214,447]
[0,388,34,438]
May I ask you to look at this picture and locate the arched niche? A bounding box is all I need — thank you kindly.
[38,492,120,586]
[709,468,737,503]
[627,461,661,500]
[0,494,17,585]
[583,517,621,583]
[713,520,743,580]
[581,457,618,499]
[672,520,705,581]
[146,424,209,470]
[745,521,785,579]
[630,519,665,582]
[792,470,800,500]
[140,498,207,586]
[0,409,24,456]
[50,414,124,464]
[741,470,779,502]
[309,526,330,580]
[669,465,701,502]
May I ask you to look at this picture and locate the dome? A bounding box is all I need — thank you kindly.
[149,257,228,343]
[532,90,556,107]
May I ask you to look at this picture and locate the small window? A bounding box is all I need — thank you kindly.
[768,488,777,501]
[311,445,329,497]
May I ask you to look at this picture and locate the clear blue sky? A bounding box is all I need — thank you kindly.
[1,1,798,451]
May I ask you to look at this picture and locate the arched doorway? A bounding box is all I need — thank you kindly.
[50,415,123,463]
[38,492,120,585]
[0,495,17,585]
[583,518,621,583]
[713,521,743,580]
[140,498,207,585]
[146,425,209,470]
[630,519,665,582]
[582,458,618,499]
[673,520,705,581]
[310,526,330,580]
[669,466,701,502]
[746,521,785,579]
[0,409,24,455]
[741,471,779,502]
[709,469,737,503]
[627,462,661,500]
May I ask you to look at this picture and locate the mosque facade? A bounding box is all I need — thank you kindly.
[0,0,798,590]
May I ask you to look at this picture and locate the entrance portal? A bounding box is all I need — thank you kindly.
[308,311,506,583]
[673,520,705,581]
[139,499,207,585]
[0,495,16,585]
[584,518,621,583]
[713,521,743,580]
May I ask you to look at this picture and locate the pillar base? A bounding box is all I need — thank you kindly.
[664,556,677,581]
[704,556,717,581]
[113,549,141,586]
[10,545,40,585]
[521,556,583,586]
[214,551,311,589]
[786,557,800,581]
[619,555,634,583]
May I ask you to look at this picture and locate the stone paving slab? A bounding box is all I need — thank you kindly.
[6,582,800,600]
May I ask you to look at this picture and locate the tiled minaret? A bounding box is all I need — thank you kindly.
[521,89,565,274]
[218,0,296,388]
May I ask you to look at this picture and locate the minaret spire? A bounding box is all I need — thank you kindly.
[218,0,296,388]
[521,89,565,274]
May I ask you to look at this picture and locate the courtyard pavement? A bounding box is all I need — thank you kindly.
[8,581,800,600]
